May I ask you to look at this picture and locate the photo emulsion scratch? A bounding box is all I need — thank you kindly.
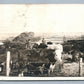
[0,4,84,80]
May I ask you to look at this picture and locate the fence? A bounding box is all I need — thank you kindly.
[0,51,83,77]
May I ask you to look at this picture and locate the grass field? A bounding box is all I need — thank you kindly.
[49,62,84,77]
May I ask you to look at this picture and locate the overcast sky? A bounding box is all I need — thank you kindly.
[0,4,84,34]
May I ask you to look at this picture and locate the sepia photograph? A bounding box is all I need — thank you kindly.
[0,4,84,80]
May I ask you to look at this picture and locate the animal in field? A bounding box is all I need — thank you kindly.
[18,42,64,76]
[46,43,63,75]
[25,48,56,76]
[47,43,63,62]
[71,50,83,62]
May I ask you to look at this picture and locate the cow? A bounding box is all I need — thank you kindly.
[47,42,63,62]
[25,42,63,76]
[47,42,63,75]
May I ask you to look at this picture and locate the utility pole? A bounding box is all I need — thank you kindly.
[79,57,83,77]
[6,51,10,76]
[63,35,66,43]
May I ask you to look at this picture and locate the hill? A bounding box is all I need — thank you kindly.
[12,32,40,44]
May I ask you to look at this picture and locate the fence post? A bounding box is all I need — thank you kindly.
[79,58,82,77]
[6,51,10,76]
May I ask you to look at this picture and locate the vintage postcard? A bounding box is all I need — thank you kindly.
[0,4,84,80]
